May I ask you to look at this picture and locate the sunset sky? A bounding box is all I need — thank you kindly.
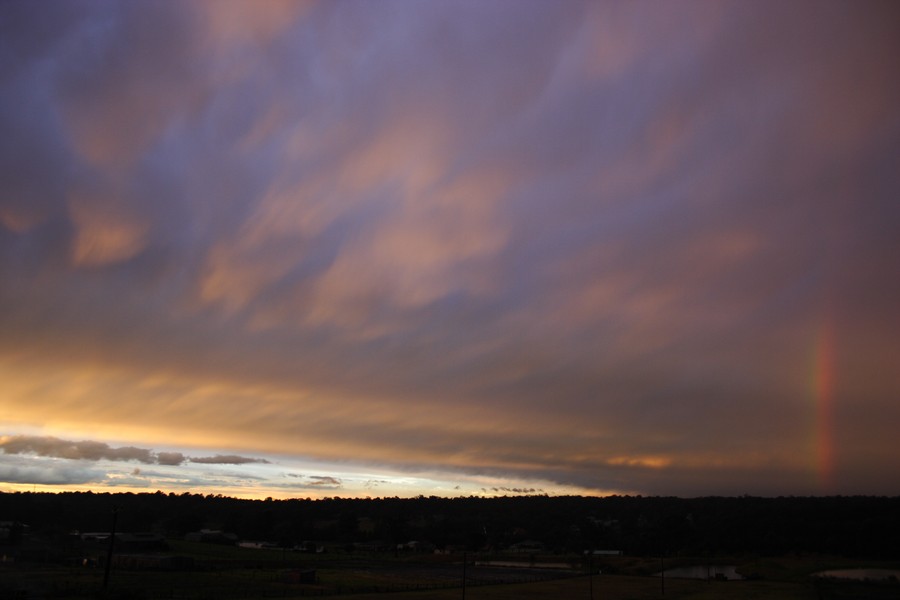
[1,0,899,499]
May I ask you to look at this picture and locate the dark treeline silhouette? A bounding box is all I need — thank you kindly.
[2,492,898,558]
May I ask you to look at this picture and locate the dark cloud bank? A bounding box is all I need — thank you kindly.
[0,435,268,467]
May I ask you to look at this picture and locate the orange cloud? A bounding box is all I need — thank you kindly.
[199,0,316,48]
[67,184,148,267]
[606,456,672,469]
[0,206,47,234]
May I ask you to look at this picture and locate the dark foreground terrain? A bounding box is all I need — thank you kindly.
[2,493,898,598]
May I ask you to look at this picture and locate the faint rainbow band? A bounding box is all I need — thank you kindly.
[812,317,836,492]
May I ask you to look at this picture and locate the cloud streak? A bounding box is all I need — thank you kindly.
[189,455,270,465]
[0,436,267,468]
[0,464,103,486]
[285,473,343,490]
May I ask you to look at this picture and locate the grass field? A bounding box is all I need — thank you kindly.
[3,538,898,599]
[327,574,815,600]
[8,566,897,600]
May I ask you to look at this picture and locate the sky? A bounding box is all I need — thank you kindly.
[1,0,899,500]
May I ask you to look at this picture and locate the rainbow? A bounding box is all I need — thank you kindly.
[811,317,836,492]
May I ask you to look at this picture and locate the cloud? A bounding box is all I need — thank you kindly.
[308,476,341,487]
[0,436,267,469]
[0,435,155,463]
[189,455,270,465]
[0,464,103,486]
[285,473,343,489]
[489,487,544,495]
[0,452,107,486]
[157,452,187,466]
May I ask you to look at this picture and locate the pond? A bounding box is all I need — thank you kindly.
[655,565,743,580]
[813,568,900,582]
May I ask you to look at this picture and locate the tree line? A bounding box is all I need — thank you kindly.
[2,492,898,558]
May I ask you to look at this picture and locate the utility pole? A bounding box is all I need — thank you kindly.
[589,552,594,600]
[660,555,665,596]
[462,551,467,600]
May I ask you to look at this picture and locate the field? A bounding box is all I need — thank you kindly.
[3,539,899,600]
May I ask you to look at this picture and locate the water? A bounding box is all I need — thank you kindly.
[656,565,743,580]
[813,568,900,582]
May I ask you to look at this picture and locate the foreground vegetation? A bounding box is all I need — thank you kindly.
[3,543,899,599]
[2,492,898,598]
[3,492,899,557]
